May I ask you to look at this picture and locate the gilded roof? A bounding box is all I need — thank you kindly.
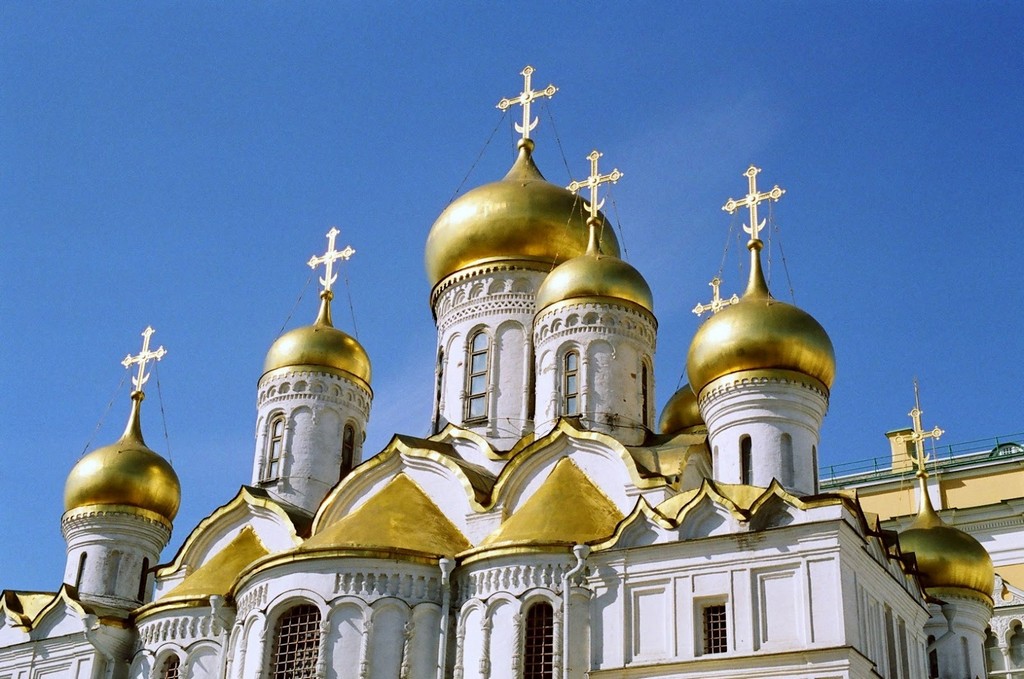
[303,474,471,557]
[424,142,620,288]
[160,526,269,601]
[478,458,624,549]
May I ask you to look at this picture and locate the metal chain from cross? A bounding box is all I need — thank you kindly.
[722,165,785,243]
[121,326,166,392]
[567,150,623,222]
[692,277,739,317]
[496,65,558,142]
[307,227,355,295]
[893,380,944,476]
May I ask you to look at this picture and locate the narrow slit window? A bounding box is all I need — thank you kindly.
[740,435,753,485]
[702,603,728,655]
[465,332,489,422]
[137,557,149,601]
[563,351,579,416]
[75,552,87,588]
[524,601,554,679]
[270,604,321,679]
[265,415,286,481]
[341,424,355,477]
[641,363,650,427]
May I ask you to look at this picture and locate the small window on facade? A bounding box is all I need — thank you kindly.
[265,415,286,481]
[75,552,87,588]
[928,635,939,678]
[563,351,579,416]
[524,601,554,679]
[341,424,355,477]
[780,433,793,487]
[270,604,321,679]
[702,603,728,654]
[160,655,181,679]
[465,332,489,422]
[740,435,753,485]
[641,363,650,428]
[433,348,445,433]
[137,557,149,601]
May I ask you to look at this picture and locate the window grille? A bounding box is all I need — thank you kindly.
[465,332,489,421]
[524,602,554,679]
[702,604,728,655]
[160,655,181,679]
[269,604,321,679]
[563,351,579,416]
[265,415,285,481]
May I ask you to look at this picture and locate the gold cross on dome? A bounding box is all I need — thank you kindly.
[722,165,785,243]
[893,380,944,475]
[496,65,558,142]
[121,326,166,392]
[567,150,623,222]
[692,277,740,317]
[307,227,355,294]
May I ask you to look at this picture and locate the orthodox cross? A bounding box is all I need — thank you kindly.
[894,380,944,475]
[567,150,623,221]
[496,65,558,142]
[722,165,785,243]
[121,326,166,391]
[307,227,355,295]
[692,277,739,317]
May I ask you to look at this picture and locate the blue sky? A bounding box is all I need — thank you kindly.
[1,3,1021,592]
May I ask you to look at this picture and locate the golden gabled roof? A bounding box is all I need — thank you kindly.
[303,474,471,557]
[1,591,55,627]
[478,458,624,550]
[160,526,269,602]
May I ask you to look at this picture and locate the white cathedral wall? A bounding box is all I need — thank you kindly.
[253,368,371,514]
[533,302,656,445]
[229,557,443,679]
[700,373,828,496]
[585,519,926,676]
[433,268,546,448]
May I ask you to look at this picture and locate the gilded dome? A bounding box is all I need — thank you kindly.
[899,487,994,598]
[659,384,704,434]
[535,249,653,314]
[263,292,371,388]
[64,394,180,523]
[424,140,620,287]
[686,242,835,396]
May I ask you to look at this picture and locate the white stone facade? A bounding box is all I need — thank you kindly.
[700,370,829,496]
[431,266,546,448]
[253,366,372,515]
[533,300,656,445]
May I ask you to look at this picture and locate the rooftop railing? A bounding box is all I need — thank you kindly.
[819,432,1024,489]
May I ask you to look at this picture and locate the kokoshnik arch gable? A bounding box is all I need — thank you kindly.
[2,66,1020,679]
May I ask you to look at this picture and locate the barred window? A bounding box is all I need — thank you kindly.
[270,604,321,679]
[159,655,181,679]
[465,332,489,422]
[524,601,554,679]
[563,351,579,416]
[265,415,286,481]
[702,604,728,655]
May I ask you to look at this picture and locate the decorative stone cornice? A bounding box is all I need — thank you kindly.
[698,369,829,407]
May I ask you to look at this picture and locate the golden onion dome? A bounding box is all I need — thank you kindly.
[64,392,180,522]
[263,291,371,389]
[424,139,620,288]
[535,223,653,314]
[686,240,835,396]
[659,384,704,434]
[899,479,994,599]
